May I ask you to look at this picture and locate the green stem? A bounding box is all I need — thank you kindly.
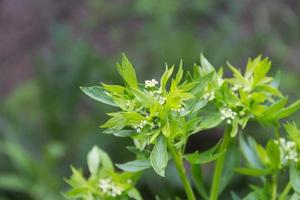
[278,182,292,200]
[167,141,196,200]
[209,126,231,200]
[271,175,278,200]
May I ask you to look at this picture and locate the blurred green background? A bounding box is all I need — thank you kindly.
[0,0,299,199]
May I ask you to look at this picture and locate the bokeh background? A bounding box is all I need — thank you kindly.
[0,0,300,199]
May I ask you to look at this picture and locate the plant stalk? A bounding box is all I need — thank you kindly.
[167,141,196,200]
[278,182,292,200]
[209,126,231,200]
[271,175,278,200]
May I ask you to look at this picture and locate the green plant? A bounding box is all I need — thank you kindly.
[66,54,300,199]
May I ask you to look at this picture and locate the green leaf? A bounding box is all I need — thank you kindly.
[128,188,143,200]
[80,86,117,107]
[200,54,214,73]
[103,129,135,137]
[239,136,262,168]
[101,83,125,94]
[87,146,101,175]
[190,113,223,135]
[235,167,270,176]
[260,98,287,118]
[116,159,151,172]
[290,165,300,193]
[185,141,224,164]
[87,146,113,172]
[117,54,138,89]
[132,88,155,108]
[275,100,300,119]
[266,140,280,169]
[150,135,168,177]
[230,117,239,137]
[160,65,174,92]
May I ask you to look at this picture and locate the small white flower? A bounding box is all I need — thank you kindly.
[220,107,237,122]
[99,178,124,197]
[203,91,215,101]
[218,78,224,86]
[232,84,241,92]
[275,138,298,166]
[145,79,158,88]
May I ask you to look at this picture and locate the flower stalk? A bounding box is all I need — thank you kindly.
[209,126,231,200]
[167,140,196,200]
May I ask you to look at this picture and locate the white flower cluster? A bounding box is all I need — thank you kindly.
[232,84,241,92]
[99,178,124,197]
[217,78,224,86]
[145,79,158,88]
[148,90,166,105]
[275,138,298,165]
[220,107,237,124]
[203,91,215,101]
[172,105,185,113]
[133,120,148,133]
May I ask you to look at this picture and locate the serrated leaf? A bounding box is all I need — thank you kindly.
[150,135,168,177]
[80,86,117,107]
[116,159,151,172]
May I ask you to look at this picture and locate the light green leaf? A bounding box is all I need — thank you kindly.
[235,167,270,176]
[150,136,168,177]
[290,165,300,193]
[87,146,101,175]
[200,54,214,73]
[80,86,117,107]
[275,100,300,119]
[160,65,174,92]
[116,54,138,89]
[128,188,143,200]
[230,118,239,137]
[266,140,280,169]
[86,146,113,172]
[116,159,151,172]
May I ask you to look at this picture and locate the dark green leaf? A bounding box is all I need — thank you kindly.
[80,86,117,107]
[150,135,168,177]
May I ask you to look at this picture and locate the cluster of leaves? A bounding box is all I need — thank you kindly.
[68,54,300,199]
[234,122,300,199]
[65,146,141,200]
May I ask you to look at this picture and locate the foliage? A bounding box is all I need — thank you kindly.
[68,54,300,199]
